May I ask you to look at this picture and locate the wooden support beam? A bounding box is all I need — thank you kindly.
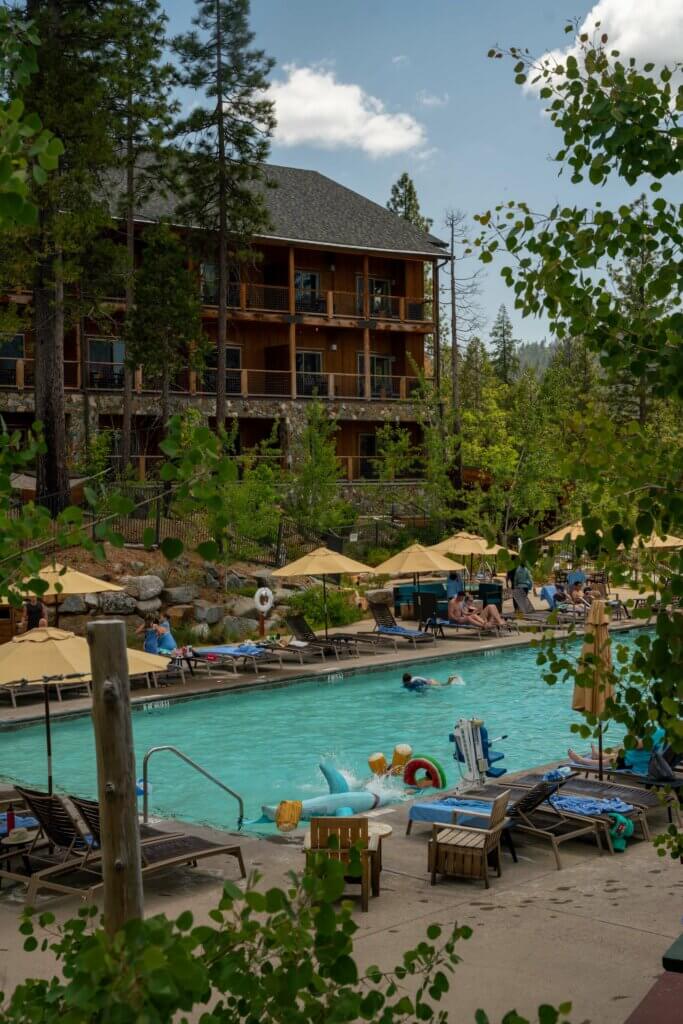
[137,455,145,481]
[362,255,369,318]
[399,376,407,400]
[288,247,296,314]
[15,358,24,391]
[328,372,335,398]
[326,290,334,319]
[134,367,142,394]
[189,370,197,395]
[363,327,371,400]
[289,321,297,399]
[239,282,247,310]
[398,296,406,321]
[88,619,144,935]
[240,368,248,397]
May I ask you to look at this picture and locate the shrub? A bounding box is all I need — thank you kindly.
[286,585,363,629]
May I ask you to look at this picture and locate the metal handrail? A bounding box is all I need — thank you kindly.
[142,745,245,830]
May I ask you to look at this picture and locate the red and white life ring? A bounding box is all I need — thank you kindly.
[254,587,274,615]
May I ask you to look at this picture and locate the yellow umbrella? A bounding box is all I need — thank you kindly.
[20,562,123,626]
[0,628,170,793]
[572,601,614,780]
[431,532,489,556]
[373,543,464,576]
[633,534,683,550]
[546,521,586,543]
[272,547,373,637]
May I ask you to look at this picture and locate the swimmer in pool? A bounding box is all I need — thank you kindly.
[447,672,465,686]
[402,672,439,691]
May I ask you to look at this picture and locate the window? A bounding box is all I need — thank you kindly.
[87,337,125,389]
[201,345,241,394]
[296,350,326,396]
[355,276,392,316]
[356,353,395,398]
[295,270,325,313]
[200,262,240,306]
[0,334,24,385]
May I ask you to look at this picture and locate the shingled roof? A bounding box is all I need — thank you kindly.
[123,162,447,258]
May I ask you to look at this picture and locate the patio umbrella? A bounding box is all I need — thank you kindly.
[572,600,614,781]
[0,628,170,793]
[430,532,490,579]
[21,562,123,625]
[272,547,372,638]
[372,544,464,611]
[633,533,683,550]
[545,521,586,543]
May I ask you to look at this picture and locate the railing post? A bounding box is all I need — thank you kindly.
[399,296,406,321]
[328,372,334,398]
[88,619,144,935]
[347,456,353,481]
[289,322,297,399]
[363,327,371,401]
[326,290,334,319]
[15,358,24,391]
[239,282,247,310]
[399,376,407,400]
[155,491,161,546]
[134,366,142,394]
[137,455,145,481]
[189,370,197,395]
[240,368,248,397]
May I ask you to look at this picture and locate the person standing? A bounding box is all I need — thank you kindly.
[21,595,48,632]
[514,562,534,595]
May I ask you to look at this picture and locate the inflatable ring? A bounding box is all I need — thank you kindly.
[254,587,274,614]
[403,755,447,789]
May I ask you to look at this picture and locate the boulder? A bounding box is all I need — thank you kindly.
[84,593,100,610]
[226,596,259,620]
[193,600,224,625]
[203,561,221,581]
[223,569,245,591]
[136,598,162,615]
[191,621,210,640]
[167,604,195,624]
[222,615,256,640]
[204,573,221,590]
[58,595,86,615]
[272,586,293,607]
[161,585,198,605]
[120,574,164,601]
[365,588,393,607]
[98,591,138,615]
[129,560,145,573]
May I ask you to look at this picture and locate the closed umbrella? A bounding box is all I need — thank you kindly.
[272,547,372,638]
[572,600,614,780]
[21,562,123,626]
[0,628,171,793]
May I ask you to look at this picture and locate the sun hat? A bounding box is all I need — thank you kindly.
[2,827,33,845]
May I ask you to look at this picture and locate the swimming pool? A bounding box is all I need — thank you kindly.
[0,632,643,829]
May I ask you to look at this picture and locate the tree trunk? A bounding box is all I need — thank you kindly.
[215,1,227,431]
[34,237,69,513]
[122,115,135,475]
[449,219,463,490]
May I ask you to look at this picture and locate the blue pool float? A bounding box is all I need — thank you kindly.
[250,758,392,824]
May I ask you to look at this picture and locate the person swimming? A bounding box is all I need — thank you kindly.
[446,672,465,686]
[402,672,438,691]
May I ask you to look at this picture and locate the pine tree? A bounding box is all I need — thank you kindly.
[105,0,176,473]
[386,172,432,232]
[24,0,118,511]
[489,304,519,385]
[125,223,204,434]
[173,0,274,431]
[461,337,493,413]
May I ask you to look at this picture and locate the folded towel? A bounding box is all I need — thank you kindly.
[550,794,633,816]
[543,767,573,782]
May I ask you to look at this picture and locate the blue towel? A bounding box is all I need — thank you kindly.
[378,625,427,639]
[550,794,633,816]
[409,797,500,825]
[543,767,573,782]
[196,644,266,657]
[0,812,38,837]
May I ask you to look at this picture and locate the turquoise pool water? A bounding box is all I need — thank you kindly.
[0,633,643,830]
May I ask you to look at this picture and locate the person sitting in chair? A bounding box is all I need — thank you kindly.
[448,592,504,630]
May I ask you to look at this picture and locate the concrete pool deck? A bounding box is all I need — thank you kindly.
[0,769,679,1023]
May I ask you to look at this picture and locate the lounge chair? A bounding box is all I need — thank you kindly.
[193,643,285,674]
[566,760,683,794]
[304,816,380,912]
[428,789,511,888]
[367,601,435,646]
[418,593,518,639]
[287,615,400,654]
[510,588,579,627]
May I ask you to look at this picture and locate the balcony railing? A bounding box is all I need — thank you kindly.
[201,284,433,323]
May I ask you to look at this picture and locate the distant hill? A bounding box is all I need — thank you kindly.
[517,339,556,373]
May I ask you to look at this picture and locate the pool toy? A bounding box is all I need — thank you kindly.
[368,743,412,777]
[319,759,350,793]
[403,755,447,789]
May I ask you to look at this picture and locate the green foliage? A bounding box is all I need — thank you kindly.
[286,585,363,629]
[375,422,416,482]
[286,400,355,536]
[386,171,433,232]
[477,28,683,855]
[125,222,204,428]
[489,305,519,385]
[0,10,63,228]
[84,429,113,479]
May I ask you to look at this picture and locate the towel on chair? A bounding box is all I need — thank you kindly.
[549,794,633,816]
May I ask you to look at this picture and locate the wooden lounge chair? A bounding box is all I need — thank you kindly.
[367,601,435,647]
[304,816,380,912]
[428,789,510,889]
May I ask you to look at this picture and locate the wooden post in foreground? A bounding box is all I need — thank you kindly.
[88,619,143,934]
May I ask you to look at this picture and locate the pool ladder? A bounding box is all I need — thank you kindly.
[141,745,245,830]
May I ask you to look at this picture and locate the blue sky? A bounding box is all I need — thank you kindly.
[164,0,682,344]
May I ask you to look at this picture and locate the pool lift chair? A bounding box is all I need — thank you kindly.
[449,718,508,794]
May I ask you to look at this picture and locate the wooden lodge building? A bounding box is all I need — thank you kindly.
[0,166,448,480]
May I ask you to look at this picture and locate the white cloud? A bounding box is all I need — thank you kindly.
[392,55,408,66]
[532,0,683,82]
[417,90,449,108]
[269,64,426,158]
